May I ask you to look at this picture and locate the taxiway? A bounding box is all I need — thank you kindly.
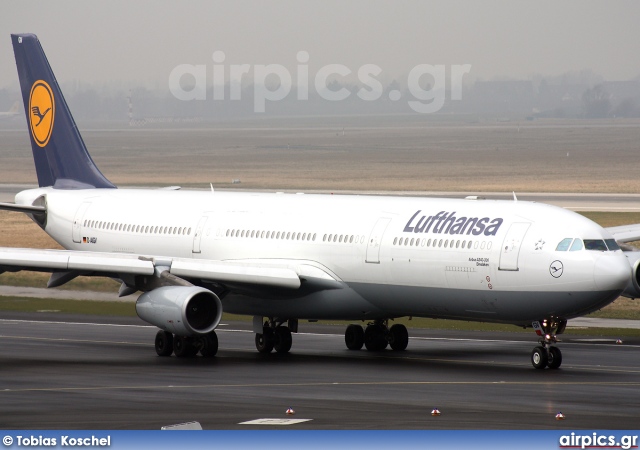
[0,313,638,429]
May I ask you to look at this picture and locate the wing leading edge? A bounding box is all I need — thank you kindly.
[606,224,640,243]
[0,247,309,291]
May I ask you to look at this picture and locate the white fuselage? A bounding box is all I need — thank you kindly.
[16,187,630,325]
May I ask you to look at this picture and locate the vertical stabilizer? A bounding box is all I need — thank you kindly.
[11,34,116,189]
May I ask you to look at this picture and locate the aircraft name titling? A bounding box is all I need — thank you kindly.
[403,210,503,236]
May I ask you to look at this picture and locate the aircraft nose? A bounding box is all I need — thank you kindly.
[594,253,631,292]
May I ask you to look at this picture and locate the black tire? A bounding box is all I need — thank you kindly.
[174,336,196,358]
[155,331,174,357]
[200,331,219,357]
[547,346,562,369]
[345,324,364,350]
[364,324,388,351]
[255,327,275,353]
[389,324,409,351]
[274,326,293,353]
[531,346,548,369]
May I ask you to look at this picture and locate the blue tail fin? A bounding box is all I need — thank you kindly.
[11,34,116,189]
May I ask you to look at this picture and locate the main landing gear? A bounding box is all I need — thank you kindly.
[154,330,219,358]
[255,318,297,354]
[345,320,409,352]
[530,318,566,370]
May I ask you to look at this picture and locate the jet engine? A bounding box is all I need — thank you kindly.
[135,286,222,336]
[621,250,640,299]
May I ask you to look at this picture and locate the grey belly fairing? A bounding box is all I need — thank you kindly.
[220,279,619,325]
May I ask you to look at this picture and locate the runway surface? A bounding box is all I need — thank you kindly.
[3,184,640,211]
[0,312,639,430]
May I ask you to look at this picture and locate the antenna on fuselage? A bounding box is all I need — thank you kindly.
[512,191,518,201]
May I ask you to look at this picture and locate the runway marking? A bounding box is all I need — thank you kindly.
[1,320,638,349]
[0,318,155,329]
[2,380,640,394]
[239,419,312,425]
[0,334,149,346]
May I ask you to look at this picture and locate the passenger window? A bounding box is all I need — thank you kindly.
[569,239,583,251]
[605,239,620,251]
[393,237,397,245]
[555,238,572,251]
[438,239,443,247]
[584,239,608,251]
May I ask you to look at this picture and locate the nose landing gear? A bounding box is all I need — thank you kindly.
[531,318,566,369]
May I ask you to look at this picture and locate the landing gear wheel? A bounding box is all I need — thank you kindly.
[174,336,197,357]
[255,327,275,353]
[547,346,562,369]
[199,331,219,357]
[345,324,365,350]
[364,324,388,351]
[155,331,174,357]
[274,326,293,354]
[531,346,548,369]
[389,324,409,351]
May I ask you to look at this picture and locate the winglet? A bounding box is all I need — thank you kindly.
[11,34,116,189]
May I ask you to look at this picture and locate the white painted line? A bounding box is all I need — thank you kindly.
[0,319,155,329]
[238,418,312,426]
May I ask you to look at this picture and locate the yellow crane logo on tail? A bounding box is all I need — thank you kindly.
[29,80,55,147]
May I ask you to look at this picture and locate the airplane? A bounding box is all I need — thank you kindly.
[1,33,639,369]
[0,101,20,119]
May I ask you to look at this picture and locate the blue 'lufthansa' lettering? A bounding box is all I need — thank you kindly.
[403,210,503,236]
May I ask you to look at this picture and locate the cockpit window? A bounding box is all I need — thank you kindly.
[555,238,572,251]
[569,238,584,251]
[605,239,620,251]
[584,239,608,251]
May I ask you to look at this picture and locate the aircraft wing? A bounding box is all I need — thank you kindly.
[0,247,339,291]
[606,224,640,243]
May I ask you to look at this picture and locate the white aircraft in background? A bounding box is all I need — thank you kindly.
[1,34,639,370]
[0,101,20,119]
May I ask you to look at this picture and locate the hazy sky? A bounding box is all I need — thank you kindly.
[1,1,639,89]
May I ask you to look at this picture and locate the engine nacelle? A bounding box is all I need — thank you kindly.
[621,250,640,299]
[136,286,222,336]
